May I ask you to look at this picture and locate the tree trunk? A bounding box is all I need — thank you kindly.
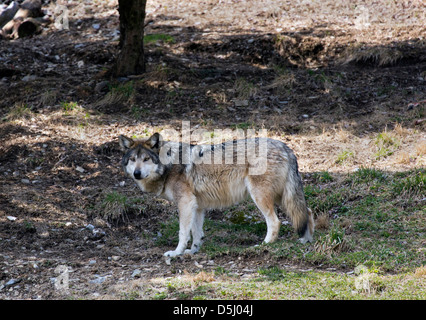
[113,0,147,77]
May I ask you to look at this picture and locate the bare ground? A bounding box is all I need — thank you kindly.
[0,0,425,299]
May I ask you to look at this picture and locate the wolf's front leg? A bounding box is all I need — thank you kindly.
[164,196,197,257]
[184,209,205,255]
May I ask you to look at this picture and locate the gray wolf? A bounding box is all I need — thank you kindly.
[119,133,314,257]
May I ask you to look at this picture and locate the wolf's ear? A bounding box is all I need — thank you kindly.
[145,133,162,152]
[119,135,134,151]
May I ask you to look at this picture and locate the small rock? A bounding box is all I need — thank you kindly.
[95,81,109,93]
[22,75,37,82]
[131,269,142,278]
[233,99,249,107]
[89,275,107,284]
[93,217,109,228]
[75,166,85,173]
[7,216,17,221]
[5,279,20,287]
[90,228,105,240]
[116,77,129,83]
[21,178,30,184]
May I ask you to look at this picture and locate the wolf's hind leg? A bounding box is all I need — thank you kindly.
[185,209,205,255]
[246,179,280,243]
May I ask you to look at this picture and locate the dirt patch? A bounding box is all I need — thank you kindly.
[0,0,425,299]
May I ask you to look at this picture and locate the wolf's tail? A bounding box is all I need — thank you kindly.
[282,156,314,243]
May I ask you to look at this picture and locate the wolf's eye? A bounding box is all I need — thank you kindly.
[129,156,136,162]
[143,157,150,162]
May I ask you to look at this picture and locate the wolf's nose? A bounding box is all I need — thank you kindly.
[133,170,142,179]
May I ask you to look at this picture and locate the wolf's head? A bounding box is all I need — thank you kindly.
[119,133,167,193]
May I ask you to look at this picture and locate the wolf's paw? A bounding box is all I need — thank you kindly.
[184,248,200,255]
[164,250,182,257]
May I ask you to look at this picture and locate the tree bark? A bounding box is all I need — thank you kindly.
[113,0,147,77]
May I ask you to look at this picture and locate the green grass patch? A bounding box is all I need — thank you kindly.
[108,81,134,98]
[391,169,425,196]
[144,34,175,44]
[93,190,145,223]
[351,167,387,184]
[118,268,426,300]
[4,102,33,121]
[312,171,334,183]
[374,131,400,159]
[336,150,354,164]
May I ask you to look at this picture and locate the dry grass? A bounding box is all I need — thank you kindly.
[414,266,426,278]
[147,0,425,40]
[187,270,216,284]
[415,141,426,157]
[343,46,404,67]
[395,151,411,165]
[233,78,258,100]
[263,67,296,93]
[315,213,330,230]
[314,228,350,256]
[5,102,33,121]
